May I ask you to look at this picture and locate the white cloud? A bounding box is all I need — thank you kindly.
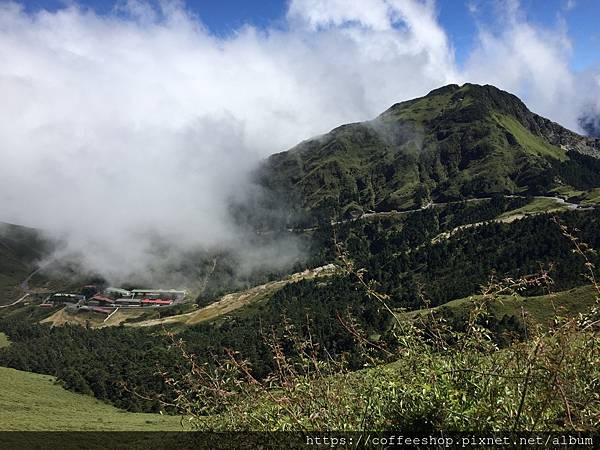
[0,0,598,282]
[0,0,456,281]
[464,15,576,126]
[463,0,600,131]
[287,0,395,31]
[466,1,600,133]
[563,0,577,12]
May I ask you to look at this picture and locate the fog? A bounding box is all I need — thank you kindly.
[0,0,599,283]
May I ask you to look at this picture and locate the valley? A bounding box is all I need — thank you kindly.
[6,192,596,331]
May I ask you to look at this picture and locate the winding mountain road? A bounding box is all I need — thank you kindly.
[282,195,594,234]
[2,264,46,308]
[0,293,29,309]
[19,266,44,291]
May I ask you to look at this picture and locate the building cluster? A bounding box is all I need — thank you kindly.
[40,285,186,310]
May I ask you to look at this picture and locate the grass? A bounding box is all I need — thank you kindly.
[550,186,585,199]
[406,285,598,329]
[0,332,10,348]
[41,306,149,328]
[495,114,567,160]
[548,187,600,207]
[386,90,454,123]
[498,197,568,219]
[0,366,184,431]
[580,187,600,206]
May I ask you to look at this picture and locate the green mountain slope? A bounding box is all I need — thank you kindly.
[0,366,182,431]
[257,83,600,222]
[0,222,50,305]
[405,285,599,330]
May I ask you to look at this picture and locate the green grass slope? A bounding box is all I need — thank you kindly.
[408,285,598,329]
[0,366,183,431]
[497,197,570,218]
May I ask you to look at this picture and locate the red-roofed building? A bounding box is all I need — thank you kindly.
[141,298,173,306]
[91,294,114,305]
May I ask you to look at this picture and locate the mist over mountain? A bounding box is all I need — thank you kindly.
[579,107,600,138]
[5,82,600,287]
[1,0,600,284]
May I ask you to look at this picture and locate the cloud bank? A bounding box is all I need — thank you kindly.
[0,0,599,281]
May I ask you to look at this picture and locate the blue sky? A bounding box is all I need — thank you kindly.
[20,0,600,71]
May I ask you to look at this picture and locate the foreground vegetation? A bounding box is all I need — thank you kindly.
[189,324,599,431]
[1,208,600,419]
[169,240,600,431]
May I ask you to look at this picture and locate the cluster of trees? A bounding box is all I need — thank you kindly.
[555,151,600,190]
[0,320,180,412]
[336,209,600,309]
[305,196,528,268]
[522,151,600,194]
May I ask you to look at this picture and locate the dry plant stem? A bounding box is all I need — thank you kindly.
[512,338,542,431]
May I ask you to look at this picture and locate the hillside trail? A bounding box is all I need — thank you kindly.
[0,266,42,308]
[19,266,44,292]
[0,293,30,309]
[3,260,53,308]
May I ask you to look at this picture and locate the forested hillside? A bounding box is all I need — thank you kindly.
[2,206,599,413]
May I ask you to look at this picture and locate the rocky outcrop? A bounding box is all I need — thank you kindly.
[530,114,600,159]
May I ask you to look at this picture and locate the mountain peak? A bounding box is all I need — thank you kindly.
[383,83,527,122]
[425,83,461,96]
[258,84,600,222]
[379,83,598,159]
